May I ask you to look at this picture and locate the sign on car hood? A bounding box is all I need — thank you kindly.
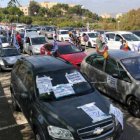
[41,92,111,130]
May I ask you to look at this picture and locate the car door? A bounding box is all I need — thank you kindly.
[20,68,35,120]
[114,34,123,49]
[104,57,132,102]
[85,54,107,93]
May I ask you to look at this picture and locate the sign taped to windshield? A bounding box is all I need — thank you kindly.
[66,72,86,84]
[78,102,110,123]
[36,76,52,94]
[53,84,75,98]
[107,75,117,89]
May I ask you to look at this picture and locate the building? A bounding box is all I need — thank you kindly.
[100,13,111,19]
[116,13,123,19]
[39,2,58,9]
[19,6,29,16]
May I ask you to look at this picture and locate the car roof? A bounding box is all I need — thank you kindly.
[93,50,140,61]
[81,31,98,34]
[105,31,133,35]
[22,55,74,74]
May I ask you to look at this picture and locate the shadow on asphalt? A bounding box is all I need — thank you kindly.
[0,72,34,140]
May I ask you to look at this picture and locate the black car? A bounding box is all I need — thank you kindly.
[0,47,21,71]
[10,56,123,140]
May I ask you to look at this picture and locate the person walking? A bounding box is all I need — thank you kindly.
[16,32,23,52]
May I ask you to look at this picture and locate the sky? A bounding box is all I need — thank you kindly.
[0,0,140,15]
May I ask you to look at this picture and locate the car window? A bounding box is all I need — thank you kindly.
[115,35,122,41]
[106,33,115,40]
[105,58,120,75]
[118,63,131,83]
[24,71,34,93]
[17,64,27,82]
[31,37,47,45]
[91,55,105,71]
[122,33,140,41]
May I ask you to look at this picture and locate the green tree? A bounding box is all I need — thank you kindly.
[29,1,41,16]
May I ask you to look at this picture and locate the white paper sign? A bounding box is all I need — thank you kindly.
[78,102,110,122]
[36,76,52,94]
[107,75,117,89]
[110,104,123,129]
[53,84,75,98]
[66,72,86,84]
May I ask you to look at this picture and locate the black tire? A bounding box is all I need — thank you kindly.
[35,128,46,140]
[88,42,92,48]
[127,97,140,117]
[30,51,33,56]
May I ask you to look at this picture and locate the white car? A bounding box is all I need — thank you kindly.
[23,34,47,55]
[16,24,25,32]
[57,30,69,41]
[81,31,98,47]
[105,31,140,51]
[0,35,10,47]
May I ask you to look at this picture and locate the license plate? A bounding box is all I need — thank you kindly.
[106,137,113,140]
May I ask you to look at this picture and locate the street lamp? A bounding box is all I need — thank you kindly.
[117,20,120,30]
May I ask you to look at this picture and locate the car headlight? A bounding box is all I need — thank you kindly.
[47,125,74,140]
[0,59,4,66]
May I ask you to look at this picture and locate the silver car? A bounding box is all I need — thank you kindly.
[0,47,21,71]
[81,50,140,117]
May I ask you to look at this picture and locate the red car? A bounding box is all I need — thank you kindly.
[40,42,86,68]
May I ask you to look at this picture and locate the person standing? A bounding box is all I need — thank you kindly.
[96,34,103,50]
[16,32,23,52]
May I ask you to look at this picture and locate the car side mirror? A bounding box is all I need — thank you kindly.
[112,73,120,78]
[21,92,29,99]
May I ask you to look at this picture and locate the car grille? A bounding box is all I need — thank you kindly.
[77,117,114,140]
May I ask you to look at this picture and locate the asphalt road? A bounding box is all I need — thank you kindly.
[0,48,140,140]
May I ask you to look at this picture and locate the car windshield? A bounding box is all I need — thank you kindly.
[122,34,140,41]
[121,57,140,80]
[1,37,8,43]
[26,29,37,33]
[45,27,55,32]
[2,49,20,57]
[61,31,68,34]
[88,33,98,38]
[133,31,140,37]
[58,45,81,54]
[36,69,93,101]
[31,37,47,45]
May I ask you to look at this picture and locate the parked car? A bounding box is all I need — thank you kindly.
[10,55,123,140]
[81,32,98,47]
[16,24,25,32]
[0,47,21,71]
[105,31,140,51]
[57,30,69,41]
[0,35,10,47]
[40,26,56,39]
[40,42,86,68]
[81,50,140,117]
[23,34,47,55]
[131,30,140,38]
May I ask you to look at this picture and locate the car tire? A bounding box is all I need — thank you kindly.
[35,128,46,140]
[30,51,33,56]
[127,97,140,117]
[88,42,92,48]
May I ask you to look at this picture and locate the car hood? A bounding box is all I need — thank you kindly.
[2,43,10,47]
[41,91,111,130]
[2,55,21,64]
[60,52,86,65]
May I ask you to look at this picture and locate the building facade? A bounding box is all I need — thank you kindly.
[19,6,30,16]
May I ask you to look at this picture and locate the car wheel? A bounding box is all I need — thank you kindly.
[127,97,140,117]
[88,42,92,48]
[35,128,46,140]
[30,51,33,56]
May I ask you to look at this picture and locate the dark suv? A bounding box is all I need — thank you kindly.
[10,56,123,140]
